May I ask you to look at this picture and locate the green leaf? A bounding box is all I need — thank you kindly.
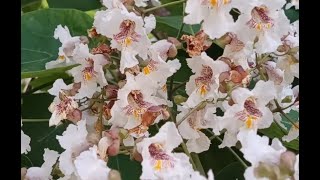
[159,0,184,16]
[156,16,200,37]
[21,64,78,79]
[216,162,245,180]
[22,93,54,118]
[108,155,142,180]
[259,123,299,151]
[22,9,93,73]
[22,93,66,167]
[47,0,102,11]
[22,122,67,167]
[285,8,299,23]
[199,137,245,179]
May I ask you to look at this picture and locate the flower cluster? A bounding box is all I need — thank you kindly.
[21,0,299,179]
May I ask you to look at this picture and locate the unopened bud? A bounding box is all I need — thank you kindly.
[281,96,293,103]
[21,167,27,180]
[167,37,182,49]
[108,169,122,180]
[254,162,280,179]
[161,107,170,120]
[289,46,299,54]
[104,129,121,156]
[104,85,119,99]
[80,36,89,44]
[174,95,187,105]
[87,27,99,38]
[131,137,144,162]
[67,109,82,124]
[277,45,289,53]
[167,44,178,58]
[69,82,81,96]
[280,151,296,173]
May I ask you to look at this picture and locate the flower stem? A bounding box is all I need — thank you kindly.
[181,142,197,170]
[22,119,48,122]
[143,0,187,13]
[274,100,299,129]
[175,2,186,39]
[191,153,206,176]
[168,74,175,101]
[208,130,249,169]
[176,101,207,126]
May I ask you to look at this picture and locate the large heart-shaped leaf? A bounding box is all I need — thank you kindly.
[21,9,93,73]
[47,0,102,11]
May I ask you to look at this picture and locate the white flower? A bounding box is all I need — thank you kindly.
[184,0,235,39]
[183,52,229,108]
[285,0,299,10]
[45,25,85,69]
[94,9,151,73]
[276,55,299,84]
[134,0,149,7]
[238,131,299,180]
[136,122,194,179]
[177,105,218,153]
[222,33,254,70]
[48,79,79,126]
[102,0,126,10]
[56,120,90,178]
[143,42,181,85]
[134,0,161,7]
[144,14,156,34]
[74,146,111,180]
[234,0,290,53]
[109,73,167,139]
[149,39,173,61]
[25,149,60,180]
[68,44,109,99]
[21,121,31,154]
[218,80,276,147]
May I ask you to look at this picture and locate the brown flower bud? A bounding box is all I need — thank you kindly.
[167,44,178,58]
[66,109,82,124]
[87,27,99,38]
[167,37,182,49]
[104,129,121,156]
[104,85,119,99]
[181,30,212,57]
[131,137,144,162]
[91,43,113,55]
